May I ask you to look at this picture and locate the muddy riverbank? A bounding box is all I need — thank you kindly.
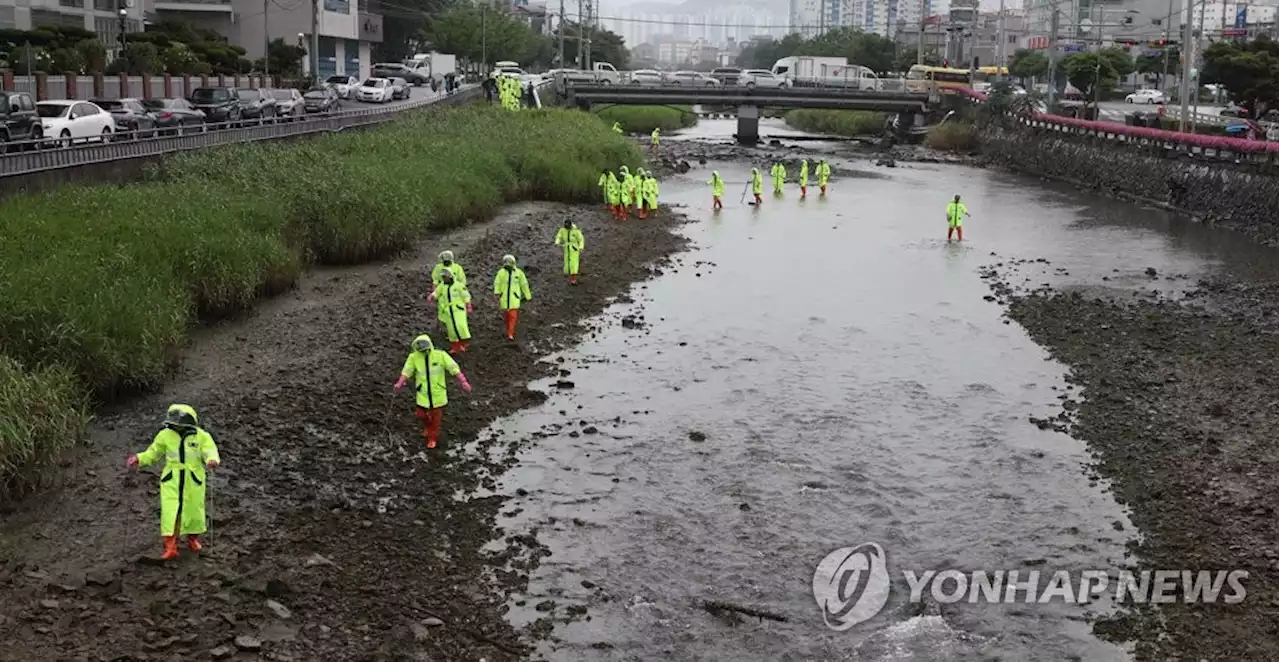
[0,202,687,662]
[982,264,1278,661]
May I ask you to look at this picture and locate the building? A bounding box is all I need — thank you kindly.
[893,15,950,61]
[0,0,147,49]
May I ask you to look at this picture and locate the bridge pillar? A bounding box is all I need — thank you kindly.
[736,105,760,145]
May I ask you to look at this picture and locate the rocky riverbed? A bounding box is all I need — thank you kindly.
[980,260,1278,662]
[0,202,688,662]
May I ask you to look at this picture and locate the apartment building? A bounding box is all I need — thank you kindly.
[2,0,384,79]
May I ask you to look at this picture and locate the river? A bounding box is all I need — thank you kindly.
[486,118,1272,661]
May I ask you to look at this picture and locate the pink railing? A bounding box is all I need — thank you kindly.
[947,86,1279,155]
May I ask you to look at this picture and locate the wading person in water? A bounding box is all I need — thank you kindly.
[946,194,970,242]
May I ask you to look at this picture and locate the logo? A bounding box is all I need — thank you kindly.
[812,542,891,631]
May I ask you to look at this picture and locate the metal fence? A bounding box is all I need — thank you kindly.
[0,86,481,178]
[9,73,274,101]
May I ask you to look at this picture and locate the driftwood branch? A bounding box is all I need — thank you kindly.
[701,599,789,623]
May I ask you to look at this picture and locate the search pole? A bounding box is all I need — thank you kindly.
[1177,0,1193,131]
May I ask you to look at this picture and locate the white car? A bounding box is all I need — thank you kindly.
[1125,89,1165,104]
[356,78,394,103]
[628,69,664,85]
[36,100,114,147]
[325,75,360,99]
[495,67,539,84]
[738,69,789,89]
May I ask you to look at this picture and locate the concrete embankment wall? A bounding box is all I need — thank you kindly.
[978,127,1279,246]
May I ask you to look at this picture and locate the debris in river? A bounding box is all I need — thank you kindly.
[701,599,789,624]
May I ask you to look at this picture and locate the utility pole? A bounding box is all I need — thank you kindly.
[1047,8,1060,107]
[1190,0,1206,127]
[575,0,583,69]
[310,0,320,84]
[1177,0,1193,131]
[557,0,566,68]
[998,0,1006,74]
[264,0,270,80]
[584,0,593,70]
[917,0,926,65]
[1160,0,1173,91]
[481,3,488,74]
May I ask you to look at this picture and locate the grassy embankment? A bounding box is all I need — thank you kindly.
[784,109,886,136]
[596,105,697,133]
[0,105,643,502]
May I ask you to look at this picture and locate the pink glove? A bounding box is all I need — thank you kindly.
[394,375,408,391]
[427,293,437,303]
[206,460,219,470]
[466,303,474,314]
[126,454,139,468]
[456,373,472,393]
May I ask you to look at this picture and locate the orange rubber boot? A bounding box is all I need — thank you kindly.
[161,536,179,561]
[569,274,578,285]
[504,310,518,340]
[801,186,807,198]
[947,227,954,241]
[187,535,202,553]
[821,185,827,195]
[459,340,469,353]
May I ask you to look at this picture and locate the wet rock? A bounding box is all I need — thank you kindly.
[84,568,119,586]
[687,431,707,442]
[553,380,575,389]
[422,616,445,627]
[582,426,598,434]
[234,635,262,651]
[304,553,334,567]
[38,599,59,609]
[210,645,235,660]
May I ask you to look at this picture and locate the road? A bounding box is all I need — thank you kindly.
[1094,100,1229,124]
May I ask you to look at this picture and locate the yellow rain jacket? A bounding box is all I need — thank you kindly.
[431,261,467,288]
[750,168,763,196]
[946,201,968,228]
[643,177,659,210]
[433,281,472,342]
[770,163,786,192]
[799,160,809,187]
[708,172,725,197]
[651,128,660,145]
[597,172,610,203]
[494,265,532,310]
[817,161,831,185]
[555,224,585,275]
[606,172,621,205]
[136,405,220,537]
[612,121,624,134]
[401,335,461,410]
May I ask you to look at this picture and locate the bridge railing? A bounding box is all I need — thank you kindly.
[0,86,480,178]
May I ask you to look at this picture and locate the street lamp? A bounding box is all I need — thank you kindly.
[118,7,128,52]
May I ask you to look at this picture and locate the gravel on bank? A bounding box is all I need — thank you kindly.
[982,266,1278,662]
[0,202,688,661]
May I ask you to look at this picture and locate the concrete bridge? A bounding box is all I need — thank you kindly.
[565,84,936,144]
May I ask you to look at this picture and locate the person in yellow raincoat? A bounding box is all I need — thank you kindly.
[612,121,624,134]
[428,267,472,353]
[633,168,649,217]
[817,159,832,195]
[946,194,970,242]
[770,162,786,195]
[554,218,585,284]
[606,170,623,219]
[798,159,810,198]
[431,250,466,288]
[708,171,725,210]
[493,254,532,340]
[126,404,221,561]
[394,334,472,449]
[650,127,660,151]
[642,173,659,218]
[750,168,764,205]
[618,165,635,218]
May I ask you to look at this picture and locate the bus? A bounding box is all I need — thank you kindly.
[973,66,1009,91]
[905,65,972,93]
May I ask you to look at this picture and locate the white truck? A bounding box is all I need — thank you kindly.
[771,56,883,90]
[403,52,456,82]
[553,62,621,86]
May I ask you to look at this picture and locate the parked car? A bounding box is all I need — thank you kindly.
[356,78,395,103]
[36,100,114,147]
[140,98,207,135]
[1125,89,1165,104]
[494,66,539,84]
[0,90,41,151]
[271,88,305,120]
[302,87,342,114]
[236,88,277,123]
[325,75,360,99]
[388,77,412,100]
[710,67,742,86]
[91,98,157,139]
[628,69,665,85]
[664,70,719,86]
[189,87,243,127]
[738,69,789,88]
[372,63,430,85]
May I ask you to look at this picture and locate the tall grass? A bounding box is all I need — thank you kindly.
[924,122,979,152]
[784,110,886,136]
[0,105,642,499]
[596,105,697,133]
[0,358,90,502]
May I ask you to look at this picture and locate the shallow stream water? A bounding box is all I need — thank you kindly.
[488,119,1274,661]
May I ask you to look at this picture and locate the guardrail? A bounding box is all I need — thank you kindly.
[0,86,479,178]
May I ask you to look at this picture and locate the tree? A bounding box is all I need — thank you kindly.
[374,0,455,62]
[1200,36,1278,117]
[733,29,898,75]
[107,42,162,75]
[9,45,50,74]
[160,42,201,75]
[1008,48,1048,81]
[47,47,85,75]
[75,38,106,74]
[1097,46,1134,80]
[1061,52,1118,102]
[553,22,629,69]
[894,49,939,72]
[265,37,306,76]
